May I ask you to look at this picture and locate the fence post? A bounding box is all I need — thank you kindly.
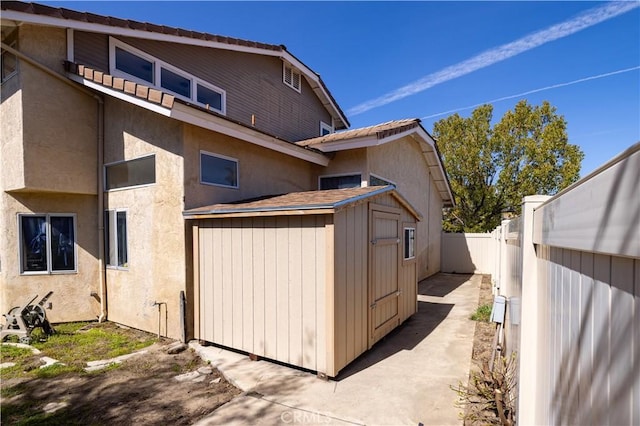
[517,195,550,425]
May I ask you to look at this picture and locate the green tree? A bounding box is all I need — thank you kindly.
[433,100,584,233]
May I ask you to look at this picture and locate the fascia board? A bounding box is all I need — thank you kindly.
[308,128,418,152]
[68,73,172,116]
[68,74,330,166]
[413,127,455,204]
[170,103,330,166]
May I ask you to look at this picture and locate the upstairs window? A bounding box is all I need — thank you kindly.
[283,62,301,92]
[109,38,226,114]
[105,155,156,191]
[19,214,76,274]
[114,46,154,84]
[200,151,239,189]
[319,174,362,190]
[320,122,333,136]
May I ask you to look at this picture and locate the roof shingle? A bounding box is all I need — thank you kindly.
[296,119,420,147]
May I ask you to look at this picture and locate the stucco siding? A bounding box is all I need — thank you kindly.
[314,149,367,188]
[74,31,332,142]
[18,25,98,195]
[0,78,24,191]
[0,192,101,323]
[103,97,186,339]
[366,138,436,280]
[183,124,317,209]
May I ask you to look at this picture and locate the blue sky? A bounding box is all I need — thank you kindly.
[40,1,639,176]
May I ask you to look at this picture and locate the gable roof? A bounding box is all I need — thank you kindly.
[183,185,422,220]
[297,119,454,207]
[0,1,349,129]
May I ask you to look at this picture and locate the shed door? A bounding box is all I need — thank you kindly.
[369,208,401,345]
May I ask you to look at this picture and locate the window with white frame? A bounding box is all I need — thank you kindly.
[319,174,362,190]
[105,154,156,191]
[109,38,226,114]
[283,62,301,92]
[1,39,18,84]
[404,227,416,260]
[320,121,333,136]
[19,214,76,274]
[200,151,239,189]
[105,210,128,269]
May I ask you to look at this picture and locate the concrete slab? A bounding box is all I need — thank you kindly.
[193,273,480,426]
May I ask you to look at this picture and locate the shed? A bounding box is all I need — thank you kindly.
[184,186,422,377]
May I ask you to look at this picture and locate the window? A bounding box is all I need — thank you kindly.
[320,122,333,136]
[319,174,362,190]
[404,227,416,260]
[105,210,128,269]
[197,83,223,111]
[200,151,239,188]
[370,174,396,187]
[161,67,190,98]
[109,38,226,114]
[105,155,155,191]
[1,29,18,84]
[19,214,76,274]
[114,46,154,84]
[283,62,301,92]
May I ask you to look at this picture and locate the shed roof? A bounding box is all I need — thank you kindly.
[183,186,422,220]
[0,1,349,129]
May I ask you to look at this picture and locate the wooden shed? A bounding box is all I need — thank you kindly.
[184,186,422,377]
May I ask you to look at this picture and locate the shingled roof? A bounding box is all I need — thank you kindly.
[183,186,421,219]
[1,1,282,51]
[296,119,421,147]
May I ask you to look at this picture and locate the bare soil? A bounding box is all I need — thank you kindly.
[471,275,496,365]
[1,339,241,425]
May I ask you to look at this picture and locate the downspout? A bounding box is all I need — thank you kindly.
[1,41,107,321]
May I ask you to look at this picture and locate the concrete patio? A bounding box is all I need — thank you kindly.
[192,273,481,425]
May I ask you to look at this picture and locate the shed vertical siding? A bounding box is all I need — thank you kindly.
[332,202,369,373]
[198,215,329,372]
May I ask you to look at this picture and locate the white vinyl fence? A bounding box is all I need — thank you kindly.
[442,142,639,425]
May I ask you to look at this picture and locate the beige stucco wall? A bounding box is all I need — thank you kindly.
[366,138,439,280]
[0,192,101,323]
[0,73,24,190]
[103,98,186,339]
[313,149,367,189]
[17,24,98,195]
[183,124,318,209]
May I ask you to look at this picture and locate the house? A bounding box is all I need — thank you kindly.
[0,1,453,366]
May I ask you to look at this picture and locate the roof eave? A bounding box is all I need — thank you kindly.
[68,73,330,166]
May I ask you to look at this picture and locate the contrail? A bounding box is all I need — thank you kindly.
[347,1,639,116]
[421,66,640,119]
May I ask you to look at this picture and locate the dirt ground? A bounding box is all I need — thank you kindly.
[1,339,241,425]
[471,275,497,364]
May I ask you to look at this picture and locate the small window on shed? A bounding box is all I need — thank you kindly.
[404,228,415,260]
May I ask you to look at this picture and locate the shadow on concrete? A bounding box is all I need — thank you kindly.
[419,273,472,297]
[335,300,454,381]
